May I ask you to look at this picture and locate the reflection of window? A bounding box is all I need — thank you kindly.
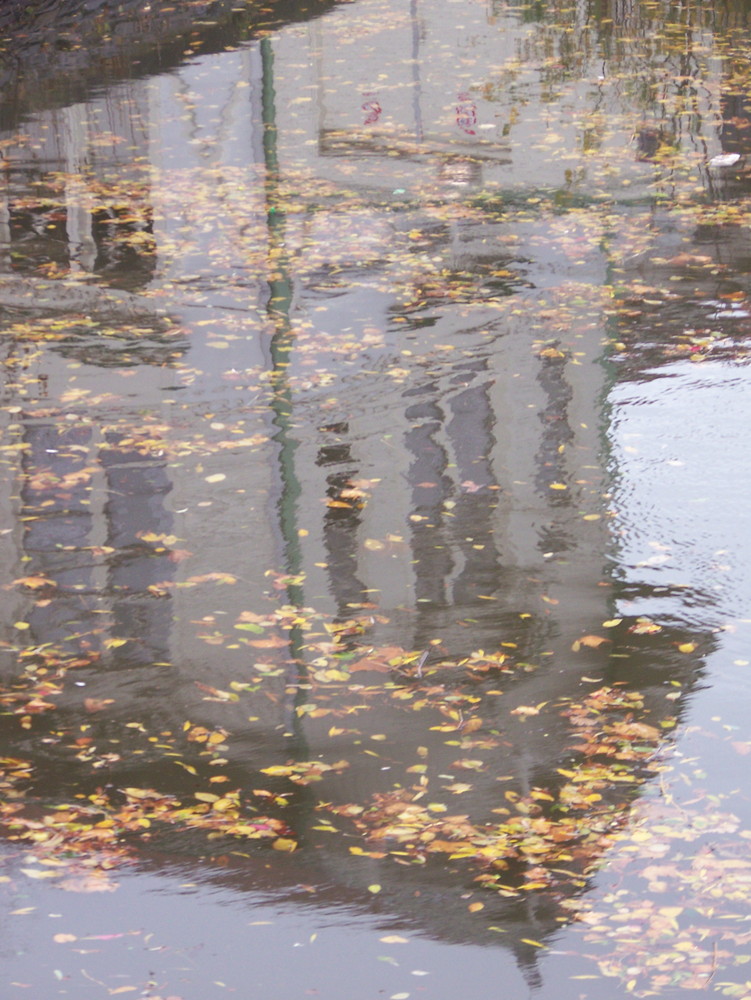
[720,91,751,156]
[21,423,174,667]
[3,179,156,290]
[437,158,482,187]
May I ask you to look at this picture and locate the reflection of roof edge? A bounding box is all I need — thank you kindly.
[0,0,339,133]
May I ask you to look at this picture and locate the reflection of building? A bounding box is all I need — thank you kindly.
[0,0,727,989]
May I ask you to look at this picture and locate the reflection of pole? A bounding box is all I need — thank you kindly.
[261,36,301,596]
[410,0,424,142]
[260,37,309,740]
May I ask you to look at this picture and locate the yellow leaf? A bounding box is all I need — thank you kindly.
[194,792,220,803]
[380,935,410,944]
[21,868,60,879]
[468,902,484,912]
[53,933,77,943]
[368,883,382,893]
[272,837,297,852]
[122,787,155,799]
[205,473,226,483]
[678,642,696,653]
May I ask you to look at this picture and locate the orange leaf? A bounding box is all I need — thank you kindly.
[572,635,611,651]
[12,575,55,590]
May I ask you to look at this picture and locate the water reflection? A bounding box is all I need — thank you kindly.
[1,0,751,997]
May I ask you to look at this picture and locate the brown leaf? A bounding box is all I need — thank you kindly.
[349,646,408,673]
[84,698,114,713]
[247,636,288,649]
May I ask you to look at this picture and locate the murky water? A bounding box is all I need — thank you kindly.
[2,1,751,997]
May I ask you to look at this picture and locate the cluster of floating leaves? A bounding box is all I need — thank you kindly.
[4,587,751,995]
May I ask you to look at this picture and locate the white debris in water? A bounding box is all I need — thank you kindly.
[708,153,741,167]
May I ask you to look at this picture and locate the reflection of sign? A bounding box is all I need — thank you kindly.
[456,92,477,135]
[361,92,382,126]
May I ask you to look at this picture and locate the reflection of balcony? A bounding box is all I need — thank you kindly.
[317,127,511,166]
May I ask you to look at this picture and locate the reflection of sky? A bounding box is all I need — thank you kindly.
[0,860,529,1000]
[609,359,751,629]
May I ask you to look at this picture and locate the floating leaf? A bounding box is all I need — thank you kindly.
[571,635,610,651]
[272,837,297,852]
[84,697,115,713]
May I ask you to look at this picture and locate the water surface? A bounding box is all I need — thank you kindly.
[2,0,751,997]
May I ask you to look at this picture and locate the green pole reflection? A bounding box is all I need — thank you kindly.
[260,36,309,748]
